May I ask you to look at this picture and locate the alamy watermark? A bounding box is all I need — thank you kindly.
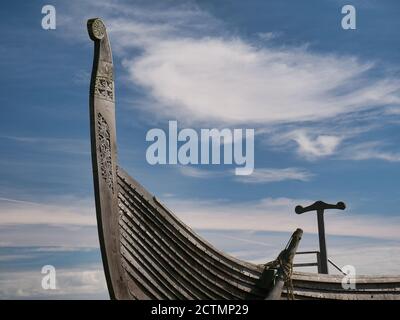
[146,121,254,175]
[41,5,56,30]
[41,265,56,290]
[341,5,356,30]
[341,264,356,290]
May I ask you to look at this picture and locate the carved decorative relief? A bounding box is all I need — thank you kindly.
[99,60,113,79]
[91,19,106,40]
[94,76,114,102]
[94,60,114,101]
[97,113,114,192]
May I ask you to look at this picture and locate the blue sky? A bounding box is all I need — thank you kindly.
[1,0,400,298]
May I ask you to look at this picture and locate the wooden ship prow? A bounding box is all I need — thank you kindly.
[87,18,400,300]
[88,18,302,300]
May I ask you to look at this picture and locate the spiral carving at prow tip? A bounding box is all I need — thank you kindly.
[87,18,106,41]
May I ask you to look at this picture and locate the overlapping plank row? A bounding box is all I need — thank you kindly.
[117,190,268,299]
[118,197,242,299]
[116,173,272,299]
[115,172,262,279]
[289,272,400,300]
[117,186,262,291]
[119,212,223,299]
[117,168,263,278]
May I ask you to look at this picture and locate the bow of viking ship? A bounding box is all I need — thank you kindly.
[87,18,400,300]
[87,18,302,300]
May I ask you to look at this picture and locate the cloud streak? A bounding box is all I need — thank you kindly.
[340,141,400,162]
[165,196,400,241]
[118,15,400,125]
[60,0,400,166]
[0,197,96,226]
[289,130,342,158]
[0,197,99,247]
[235,167,313,183]
[0,136,90,156]
[0,267,107,299]
[178,166,313,183]
[62,0,400,126]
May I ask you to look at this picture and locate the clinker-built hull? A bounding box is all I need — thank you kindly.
[87,18,301,300]
[87,18,400,300]
[290,273,400,300]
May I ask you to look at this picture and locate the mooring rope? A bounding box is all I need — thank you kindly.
[279,254,294,300]
[264,249,295,300]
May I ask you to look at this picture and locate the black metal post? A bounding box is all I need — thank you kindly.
[295,201,346,275]
[317,209,328,274]
[316,251,322,274]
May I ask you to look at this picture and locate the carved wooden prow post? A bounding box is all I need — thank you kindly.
[88,18,129,299]
[86,18,306,301]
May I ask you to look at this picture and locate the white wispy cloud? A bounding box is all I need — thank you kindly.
[0,223,99,248]
[178,166,313,183]
[0,267,107,299]
[0,197,96,226]
[385,106,400,115]
[63,1,400,126]
[1,135,90,156]
[58,0,400,162]
[328,244,400,275]
[256,32,281,41]
[0,197,99,247]
[200,229,400,275]
[127,37,400,124]
[289,130,343,158]
[235,167,313,183]
[164,196,400,241]
[5,191,400,250]
[261,117,398,161]
[340,141,400,162]
[178,166,223,179]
